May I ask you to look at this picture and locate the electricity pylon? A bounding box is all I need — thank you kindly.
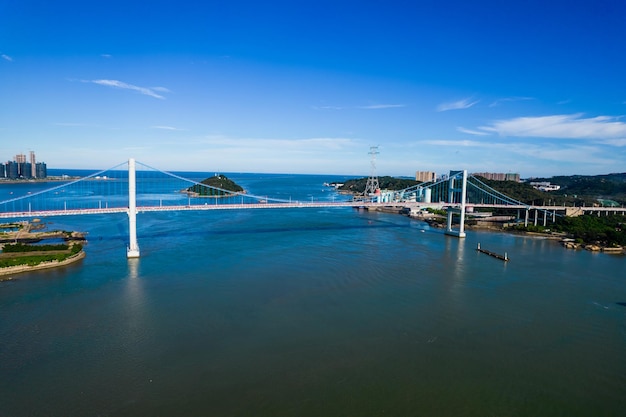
[364,146,380,196]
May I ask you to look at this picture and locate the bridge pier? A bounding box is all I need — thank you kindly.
[524,209,529,227]
[445,170,467,238]
[127,158,140,258]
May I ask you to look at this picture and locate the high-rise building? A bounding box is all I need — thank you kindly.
[30,151,37,178]
[472,172,520,182]
[20,162,33,179]
[1,151,47,180]
[5,161,19,179]
[415,171,437,183]
[36,162,47,179]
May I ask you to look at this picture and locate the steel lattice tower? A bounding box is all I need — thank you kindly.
[364,146,380,196]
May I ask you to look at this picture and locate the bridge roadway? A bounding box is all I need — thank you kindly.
[1,201,624,219]
[0,201,408,219]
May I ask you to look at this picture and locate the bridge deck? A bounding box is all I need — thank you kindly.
[2,200,624,219]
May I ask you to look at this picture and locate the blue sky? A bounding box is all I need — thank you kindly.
[1,0,626,178]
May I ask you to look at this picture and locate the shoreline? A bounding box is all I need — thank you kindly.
[1,221,88,280]
[368,204,626,255]
[0,250,86,280]
[0,176,81,185]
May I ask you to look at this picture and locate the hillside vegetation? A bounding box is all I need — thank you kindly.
[338,176,420,194]
[480,173,626,206]
[533,173,626,203]
[0,242,83,268]
[186,175,244,195]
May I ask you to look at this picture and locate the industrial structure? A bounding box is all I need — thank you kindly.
[363,146,380,196]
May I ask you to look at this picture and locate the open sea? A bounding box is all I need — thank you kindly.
[1,172,625,416]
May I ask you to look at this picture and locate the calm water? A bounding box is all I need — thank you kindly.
[1,173,625,416]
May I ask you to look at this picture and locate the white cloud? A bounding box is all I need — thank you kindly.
[357,104,406,109]
[199,135,358,152]
[421,138,617,168]
[488,97,533,107]
[55,122,91,127]
[313,103,405,110]
[421,139,487,147]
[151,125,183,131]
[457,127,491,136]
[479,114,626,140]
[509,144,616,166]
[89,79,169,99]
[101,54,112,59]
[1,54,13,62]
[600,138,626,147]
[436,98,478,112]
[146,135,367,174]
[312,105,344,110]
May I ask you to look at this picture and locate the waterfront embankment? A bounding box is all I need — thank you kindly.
[0,250,85,280]
[0,221,87,279]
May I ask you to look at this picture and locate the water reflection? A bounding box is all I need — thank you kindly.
[128,258,139,280]
[122,258,148,348]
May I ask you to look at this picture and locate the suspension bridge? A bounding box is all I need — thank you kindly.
[1,159,623,258]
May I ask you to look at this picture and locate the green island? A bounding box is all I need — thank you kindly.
[0,221,87,279]
[185,174,244,196]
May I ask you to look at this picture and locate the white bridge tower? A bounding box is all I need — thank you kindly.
[127,158,140,258]
[445,170,467,238]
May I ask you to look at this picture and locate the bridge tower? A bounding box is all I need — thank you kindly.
[127,158,140,258]
[364,146,380,197]
[445,170,467,238]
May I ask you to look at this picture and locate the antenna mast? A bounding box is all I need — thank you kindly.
[364,146,380,196]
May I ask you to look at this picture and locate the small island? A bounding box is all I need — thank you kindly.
[0,221,87,280]
[185,174,244,197]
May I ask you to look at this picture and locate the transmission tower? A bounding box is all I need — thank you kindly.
[364,146,380,196]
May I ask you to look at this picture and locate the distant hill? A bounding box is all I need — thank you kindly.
[482,173,626,206]
[186,175,244,196]
[532,173,626,199]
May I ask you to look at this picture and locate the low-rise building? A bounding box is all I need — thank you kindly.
[530,181,561,191]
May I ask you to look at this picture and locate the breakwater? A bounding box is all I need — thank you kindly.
[476,242,509,261]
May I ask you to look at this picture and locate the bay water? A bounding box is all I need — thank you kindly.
[1,173,625,416]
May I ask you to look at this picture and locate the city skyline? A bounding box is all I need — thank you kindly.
[1,0,626,177]
[1,150,47,179]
